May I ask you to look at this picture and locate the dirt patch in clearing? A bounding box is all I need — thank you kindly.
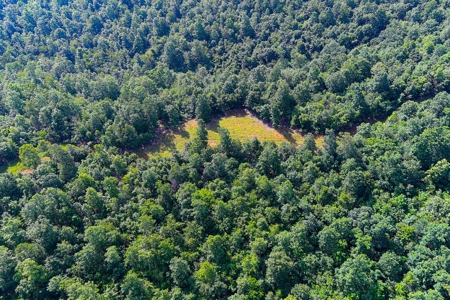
[21,169,34,175]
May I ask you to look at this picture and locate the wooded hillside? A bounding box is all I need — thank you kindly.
[2,0,450,299]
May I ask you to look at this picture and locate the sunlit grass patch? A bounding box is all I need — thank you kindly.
[134,120,199,158]
[136,109,323,159]
[3,159,25,175]
[1,156,52,175]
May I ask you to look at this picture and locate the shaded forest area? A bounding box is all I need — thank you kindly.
[3,0,450,299]
[4,93,450,299]
[2,0,450,159]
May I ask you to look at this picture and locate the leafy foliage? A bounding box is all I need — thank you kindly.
[3,0,450,299]
[0,94,450,298]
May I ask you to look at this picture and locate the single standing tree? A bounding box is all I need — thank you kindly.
[197,119,209,146]
[196,96,211,123]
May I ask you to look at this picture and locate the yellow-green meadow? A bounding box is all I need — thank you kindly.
[136,109,323,158]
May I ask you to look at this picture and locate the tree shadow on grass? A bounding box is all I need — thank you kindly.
[207,108,304,146]
[277,128,298,145]
[246,110,300,145]
[135,108,327,159]
[178,128,190,139]
[135,125,192,159]
[205,118,221,133]
[0,158,20,174]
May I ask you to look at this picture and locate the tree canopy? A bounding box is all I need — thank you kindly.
[2,0,450,299]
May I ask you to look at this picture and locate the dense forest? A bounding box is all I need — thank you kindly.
[2,0,450,299]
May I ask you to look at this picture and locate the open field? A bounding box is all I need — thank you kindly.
[1,110,325,173]
[135,109,323,158]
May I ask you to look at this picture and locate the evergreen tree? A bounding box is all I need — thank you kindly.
[196,96,212,123]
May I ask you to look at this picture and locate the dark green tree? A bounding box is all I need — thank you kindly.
[196,96,212,123]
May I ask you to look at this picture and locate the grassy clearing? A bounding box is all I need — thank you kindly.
[1,144,83,174]
[1,156,51,175]
[133,120,199,158]
[8,161,25,174]
[0,159,24,175]
[135,109,323,158]
[0,111,324,168]
[1,157,53,175]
